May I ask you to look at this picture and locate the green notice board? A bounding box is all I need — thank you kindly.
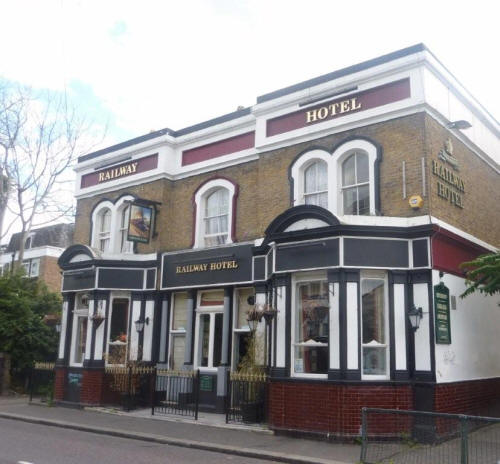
[200,375,214,392]
[434,282,451,344]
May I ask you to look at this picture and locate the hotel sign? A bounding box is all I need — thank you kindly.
[266,78,411,137]
[176,260,239,274]
[80,153,158,189]
[434,282,451,344]
[432,140,465,209]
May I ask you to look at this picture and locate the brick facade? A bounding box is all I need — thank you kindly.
[269,381,413,436]
[54,368,66,401]
[39,256,62,293]
[79,369,105,405]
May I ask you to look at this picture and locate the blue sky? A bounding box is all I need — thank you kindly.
[1,0,498,151]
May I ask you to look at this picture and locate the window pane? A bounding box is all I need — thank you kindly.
[342,154,356,186]
[358,185,370,215]
[294,281,329,374]
[172,292,188,330]
[363,347,386,376]
[362,279,386,344]
[109,299,129,342]
[304,161,327,194]
[199,314,210,367]
[200,290,224,306]
[75,316,88,364]
[100,210,111,233]
[213,313,223,367]
[343,187,357,215]
[356,153,369,183]
[236,288,254,329]
[171,335,185,370]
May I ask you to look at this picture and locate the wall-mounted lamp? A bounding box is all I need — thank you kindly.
[408,304,423,332]
[247,304,264,332]
[446,120,472,130]
[135,317,150,333]
[55,323,62,333]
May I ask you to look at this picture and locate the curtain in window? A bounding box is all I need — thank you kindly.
[120,206,133,253]
[204,188,229,246]
[99,209,111,251]
[304,161,328,208]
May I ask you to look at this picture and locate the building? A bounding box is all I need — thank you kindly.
[1,223,74,292]
[55,44,499,436]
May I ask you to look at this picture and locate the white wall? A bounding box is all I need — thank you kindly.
[433,270,500,383]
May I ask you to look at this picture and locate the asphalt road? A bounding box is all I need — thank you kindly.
[0,418,274,464]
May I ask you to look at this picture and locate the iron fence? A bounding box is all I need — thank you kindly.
[361,408,500,464]
[153,369,200,419]
[226,371,268,424]
[103,365,155,411]
[29,362,55,404]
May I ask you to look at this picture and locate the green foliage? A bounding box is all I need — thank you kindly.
[460,252,500,304]
[0,270,60,370]
[237,332,265,375]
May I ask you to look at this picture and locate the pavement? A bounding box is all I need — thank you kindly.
[0,396,360,464]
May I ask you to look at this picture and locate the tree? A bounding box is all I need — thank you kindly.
[0,270,60,373]
[460,252,500,304]
[0,79,101,264]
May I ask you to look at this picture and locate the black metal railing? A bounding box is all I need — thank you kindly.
[360,407,500,464]
[103,365,155,411]
[226,371,268,424]
[29,362,55,404]
[153,369,200,419]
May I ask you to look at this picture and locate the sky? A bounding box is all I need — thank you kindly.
[0,0,498,241]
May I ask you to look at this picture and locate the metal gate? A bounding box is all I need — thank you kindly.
[226,371,268,424]
[152,369,200,419]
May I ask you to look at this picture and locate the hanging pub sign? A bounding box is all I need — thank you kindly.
[127,202,154,243]
[434,282,451,344]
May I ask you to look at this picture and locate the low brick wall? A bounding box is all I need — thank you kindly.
[434,378,500,416]
[268,381,413,437]
[54,368,66,401]
[80,369,105,405]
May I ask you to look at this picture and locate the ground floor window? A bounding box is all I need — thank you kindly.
[293,277,329,376]
[232,287,254,370]
[169,292,188,370]
[70,292,90,366]
[361,271,389,379]
[107,297,129,365]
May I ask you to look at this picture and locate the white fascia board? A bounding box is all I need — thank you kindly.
[97,251,157,261]
[251,52,427,117]
[422,51,499,134]
[75,133,175,173]
[2,246,65,262]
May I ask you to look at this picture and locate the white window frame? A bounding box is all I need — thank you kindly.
[168,292,187,370]
[291,140,377,217]
[360,270,390,381]
[193,290,224,371]
[193,179,236,248]
[30,258,40,277]
[91,196,136,254]
[291,271,329,379]
[69,292,90,367]
[105,293,130,366]
[231,287,253,371]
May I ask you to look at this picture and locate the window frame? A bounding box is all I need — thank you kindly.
[168,292,188,370]
[291,140,378,217]
[105,294,130,366]
[290,271,330,379]
[193,178,237,249]
[360,270,390,381]
[69,292,90,367]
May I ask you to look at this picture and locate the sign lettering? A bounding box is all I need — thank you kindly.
[432,160,465,209]
[98,162,138,183]
[175,260,239,274]
[434,282,451,344]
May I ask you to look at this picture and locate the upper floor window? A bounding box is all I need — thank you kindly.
[98,209,111,252]
[24,233,35,249]
[91,196,135,254]
[341,152,370,215]
[193,178,237,248]
[304,160,328,208]
[291,139,379,216]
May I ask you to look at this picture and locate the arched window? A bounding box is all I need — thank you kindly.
[341,152,370,215]
[119,205,133,253]
[193,178,237,248]
[304,160,328,208]
[98,209,111,252]
[204,188,229,247]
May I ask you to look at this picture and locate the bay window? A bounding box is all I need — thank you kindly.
[106,297,129,365]
[70,292,89,366]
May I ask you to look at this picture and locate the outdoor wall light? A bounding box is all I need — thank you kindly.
[247,303,265,332]
[134,317,150,333]
[408,304,423,332]
[446,120,472,130]
[55,323,62,333]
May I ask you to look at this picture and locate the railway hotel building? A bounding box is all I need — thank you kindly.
[55,44,500,436]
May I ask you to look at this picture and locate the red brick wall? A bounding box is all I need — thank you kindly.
[434,378,500,416]
[269,381,413,436]
[54,368,66,401]
[80,370,104,405]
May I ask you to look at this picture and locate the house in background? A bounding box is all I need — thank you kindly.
[1,223,74,292]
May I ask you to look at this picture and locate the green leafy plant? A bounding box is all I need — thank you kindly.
[460,252,500,304]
